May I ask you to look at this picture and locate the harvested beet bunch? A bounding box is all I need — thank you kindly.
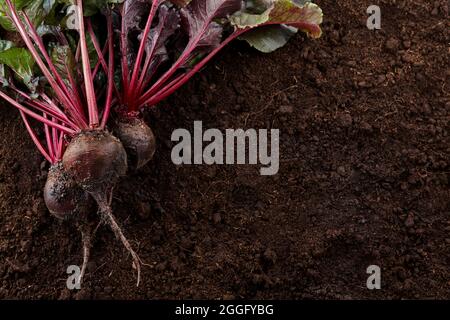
[0,0,323,286]
[0,0,143,285]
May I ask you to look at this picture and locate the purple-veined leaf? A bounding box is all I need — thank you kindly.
[137,3,180,79]
[180,0,242,47]
[121,0,151,69]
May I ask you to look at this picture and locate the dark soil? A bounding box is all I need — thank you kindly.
[0,0,449,299]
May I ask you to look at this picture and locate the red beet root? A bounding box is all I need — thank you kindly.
[62,130,128,193]
[114,117,156,170]
[44,162,95,285]
[44,163,93,221]
[62,130,142,285]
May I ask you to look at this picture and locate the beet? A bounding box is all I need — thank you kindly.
[114,117,156,170]
[62,129,142,286]
[44,162,92,221]
[44,162,96,285]
[62,130,128,193]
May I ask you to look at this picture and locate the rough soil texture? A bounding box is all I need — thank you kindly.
[0,0,449,299]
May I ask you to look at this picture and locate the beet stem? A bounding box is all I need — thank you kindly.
[143,29,247,107]
[0,91,76,134]
[4,0,87,128]
[92,41,109,78]
[101,12,116,128]
[76,0,99,128]
[20,111,54,163]
[127,0,160,109]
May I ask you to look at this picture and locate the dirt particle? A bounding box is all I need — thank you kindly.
[151,229,164,245]
[212,212,222,224]
[104,286,114,294]
[263,248,277,265]
[11,162,20,173]
[405,213,415,228]
[223,293,236,300]
[137,201,152,220]
[279,105,294,114]
[74,288,92,300]
[170,257,182,273]
[252,274,265,286]
[401,52,415,64]
[359,121,373,132]
[58,289,71,300]
[337,166,347,176]
[337,113,353,127]
[6,259,30,273]
[156,261,168,271]
[385,38,400,53]
[180,237,193,251]
[357,81,370,88]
